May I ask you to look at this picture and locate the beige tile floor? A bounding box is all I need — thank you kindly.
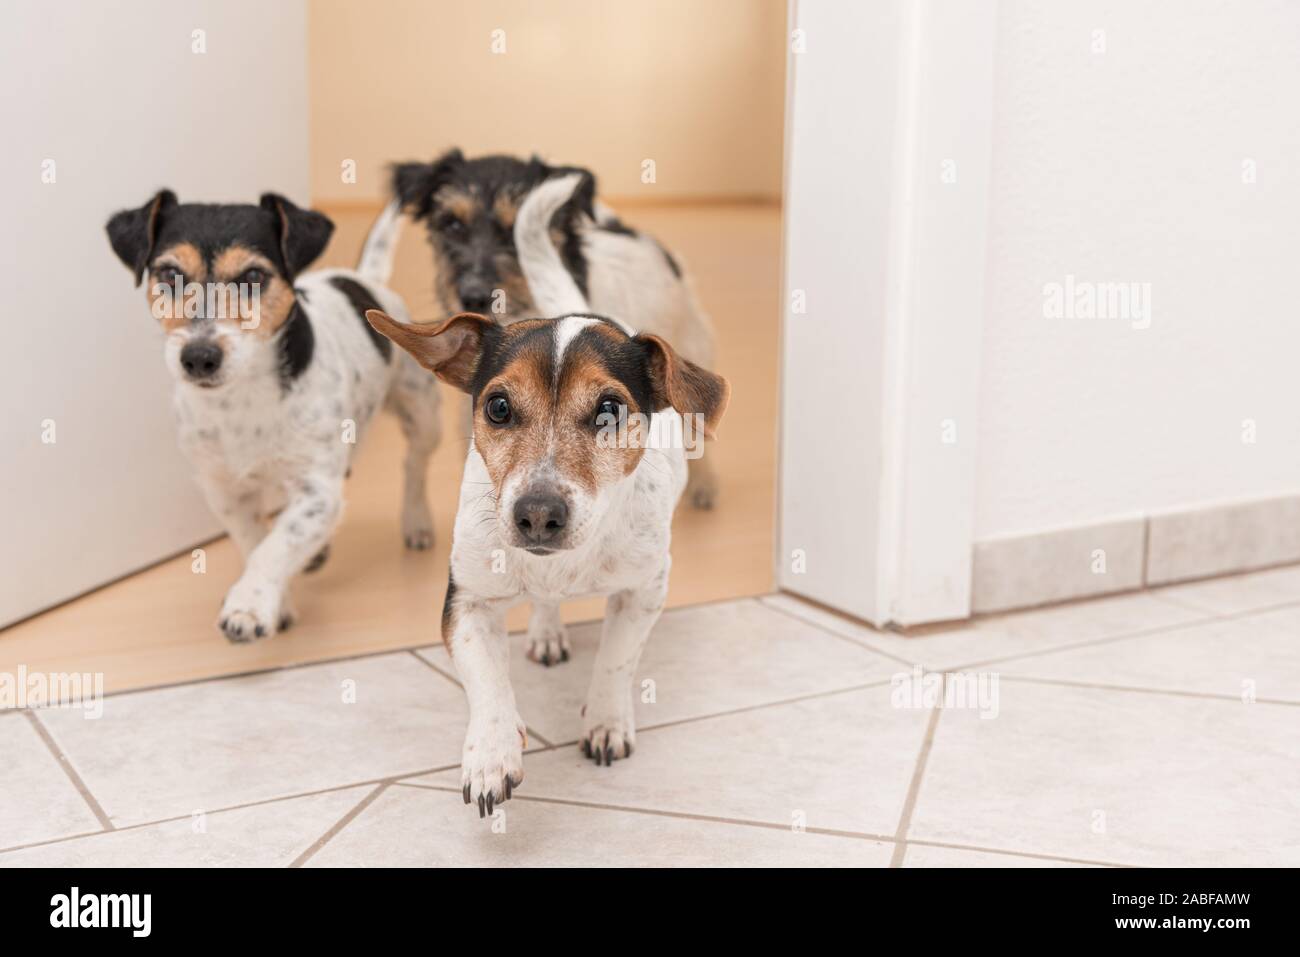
[2,565,1298,867]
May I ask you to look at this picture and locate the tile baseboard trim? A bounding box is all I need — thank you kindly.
[972,493,1300,613]
[972,517,1145,615]
[1145,494,1300,586]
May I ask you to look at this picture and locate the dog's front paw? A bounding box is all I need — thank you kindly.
[461,715,526,818]
[580,699,636,766]
[525,622,570,667]
[218,579,282,643]
[401,501,435,550]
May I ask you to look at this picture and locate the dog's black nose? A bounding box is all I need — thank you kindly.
[459,293,492,313]
[513,493,568,547]
[458,281,494,314]
[180,340,223,380]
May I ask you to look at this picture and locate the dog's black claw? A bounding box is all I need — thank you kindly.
[559,649,570,663]
[477,794,486,818]
[278,615,293,632]
[540,652,551,667]
[604,744,614,766]
[624,740,633,758]
[254,624,265,638]
[486,792,494,816]
[463,782,472,804]
[504,777,512,799]
[581,739,591,758]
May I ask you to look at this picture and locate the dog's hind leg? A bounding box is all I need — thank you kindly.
[685,453,719,510]
[580,560,670,764]
[673,299,722,510]
[525,600,570,666]
[386,353,442,550]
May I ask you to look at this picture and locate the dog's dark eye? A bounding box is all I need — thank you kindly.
[241,268,266,286]
[438,216,467,238]
[156,266,182,284]
[485,394,511,425]
[593,397,622,425]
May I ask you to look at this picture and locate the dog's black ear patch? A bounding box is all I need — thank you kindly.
[391,148,465,218]
[106,189,177,286]
[260,193,334,279]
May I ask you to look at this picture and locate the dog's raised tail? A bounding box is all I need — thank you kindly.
[356,199,403,286]
[515,173,591,315]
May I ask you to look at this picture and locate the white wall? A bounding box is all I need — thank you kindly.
[975,0,1300,540]
[0,0,309,626]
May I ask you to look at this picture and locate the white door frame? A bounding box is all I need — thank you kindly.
[777,0,999,628]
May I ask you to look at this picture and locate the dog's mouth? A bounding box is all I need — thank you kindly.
[182,376,225,391]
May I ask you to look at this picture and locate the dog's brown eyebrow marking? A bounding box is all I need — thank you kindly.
[492,190,522,228]
[435,186,479,223]
[150,242,204,279]
[212,245,276,280]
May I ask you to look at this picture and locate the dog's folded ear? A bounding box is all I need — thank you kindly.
[106,189,177,286]
[366,310,494,392]
[391,148,464,218]
[638,334,731,439]
[260,193,334,279]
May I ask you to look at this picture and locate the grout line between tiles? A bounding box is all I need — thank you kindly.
[1142,590,1217,616]
[998,674,1298,707]
[0,763,461,858]
[496,678,902,759]
[392,781,1139,868]
[289,782,390,868]
[888,697,943,868]
[25,710,114,832]
[904,838,1133,868]
[763,594,1224,676]
[760,597,921,667]
[391,781,896,844]
[941,618,1224,674]
[943,593,1300,675]
[408,649,556,748]
[74,645,445,705]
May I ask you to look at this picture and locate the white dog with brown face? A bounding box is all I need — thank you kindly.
[106,192,441,641]
[366,175,730,817]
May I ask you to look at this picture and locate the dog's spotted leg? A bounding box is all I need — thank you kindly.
[219,472,343,642]
[580,561,670,765]
[448,599,526,817]
[386,354,441,550]
[525,600,570,666]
